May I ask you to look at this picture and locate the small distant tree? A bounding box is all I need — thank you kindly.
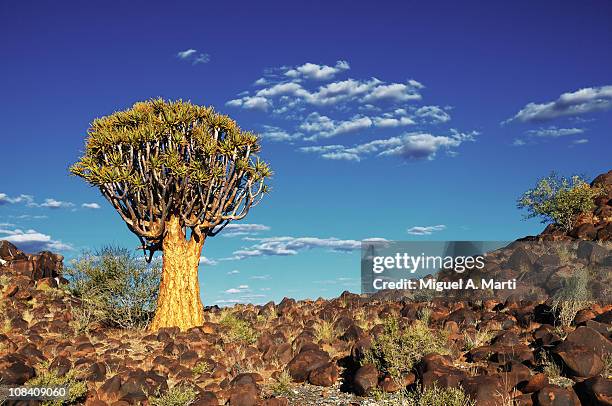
[517,172,602,232]
[71,99,271,331]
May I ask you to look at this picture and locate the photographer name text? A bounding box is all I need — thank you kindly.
[373,278,517,292]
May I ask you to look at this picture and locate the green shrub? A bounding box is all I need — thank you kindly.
[65,246,161,330]
[148,385,197,406]
[517,173,602,231]
[362,318,450,379]
[26,361,87,406]
[192,361,211,375]
[219,313,258,344]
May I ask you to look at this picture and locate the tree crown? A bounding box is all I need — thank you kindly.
[71,99,271,257]
[517,172,602,231]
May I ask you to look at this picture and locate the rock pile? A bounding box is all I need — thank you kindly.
[0,240,611,405]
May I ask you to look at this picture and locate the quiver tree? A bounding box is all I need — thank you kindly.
[71,99,271,331]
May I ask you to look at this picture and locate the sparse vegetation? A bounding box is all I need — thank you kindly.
[219,313,258,344]
[603,352,611,378]
[517,173,602,231]
[314,320,337,343]
[372,384,475,406]
[1,319,11,334]
[362,318,450,379]
[0,274,10,289]
[65,246,161,330]
[26,361,87,406]
[192,361,211,375]
[148,385,197,406]
[268,370,293,397]
[406,384,475,406]
[540,351,573,388]
[463,328,495,351]
[551,268,592,327]
[417,306,433,326]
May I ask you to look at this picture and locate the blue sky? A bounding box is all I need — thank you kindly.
[1,0,611,305]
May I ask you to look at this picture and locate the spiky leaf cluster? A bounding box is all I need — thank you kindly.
[71,99,271,254]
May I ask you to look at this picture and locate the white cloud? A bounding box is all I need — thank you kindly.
[299,112,415,141]
[0,193,34,205]
[199,256,218,266]
[217,223,271,238]
[250,274,271,280]
[259,125,299,142]
[226,95,270,111]
[300,130,476,162]
[177,49,197,59]
[227,270,240,275]
[415,106,451,123]
[227,73,423,111]
[526,127,584,137]
[372,116,416,128]
[254,77,269,86]
[512,139,526,147]
[505,85,612,123]
[176,48,210,65]
[215,299,242,304]
[12,214,47,220]
[285,60,350,81]
[82,203,101,209]
[407,225,446,235]
[363,81,422,102]
[38,198,75,209]
[573,138,589,144]
[300,113,373,140]
[380,131,473,160]
[230,236,387,259]
[0,228,73,252]
[223,284,251,295]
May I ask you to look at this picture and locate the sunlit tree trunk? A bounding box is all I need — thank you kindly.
[149,216,204,331]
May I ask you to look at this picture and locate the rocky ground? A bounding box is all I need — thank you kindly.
[0,170,610,406]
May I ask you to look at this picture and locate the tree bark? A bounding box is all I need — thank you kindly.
[149,216,205,331]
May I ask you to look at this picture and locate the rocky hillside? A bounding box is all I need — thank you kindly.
[0,239,611,406]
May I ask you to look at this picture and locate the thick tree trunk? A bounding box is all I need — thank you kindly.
[149,216,205,331]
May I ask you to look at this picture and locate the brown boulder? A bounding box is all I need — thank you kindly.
[308,362,338,387]
[575,376,612,405]
[520,373,548,393]
[192,391,219,406]
[353,364,378,396]
[286,348,330,383]
[555,344,604,378]
[536,385,581,406]
[555,326,612,357]
[0,241,26,261]
[591,170,612,188]
[227,383,259,406]
[0,356,35,384]
[461,375,504,406]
